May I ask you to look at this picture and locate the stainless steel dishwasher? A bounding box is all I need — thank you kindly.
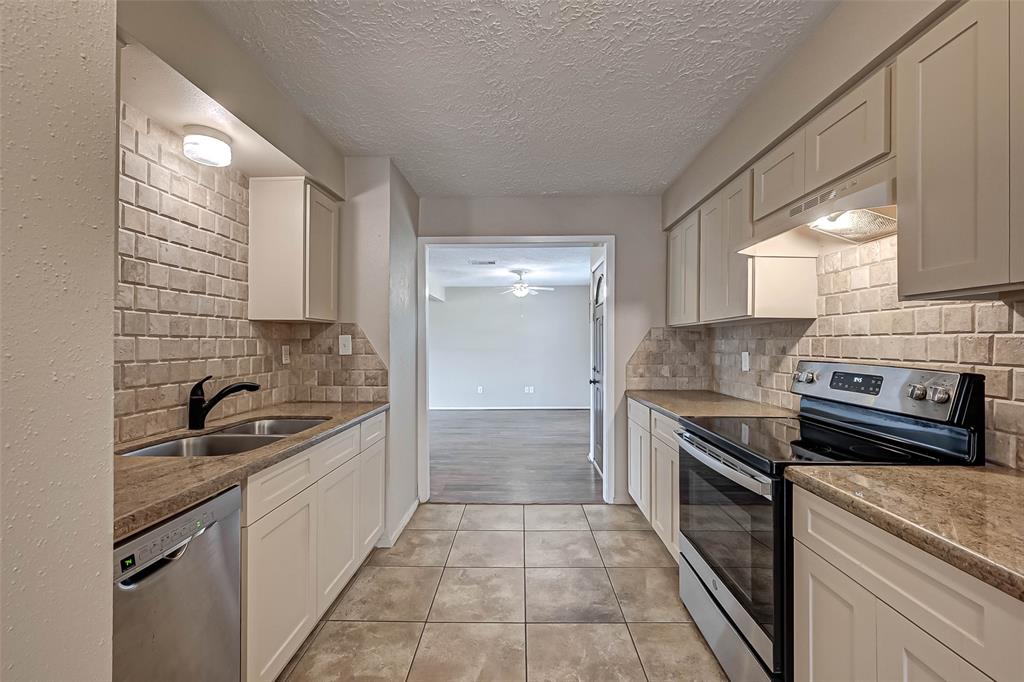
[113,487,241,682]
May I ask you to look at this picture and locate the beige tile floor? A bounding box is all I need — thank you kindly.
[280,504,727,682]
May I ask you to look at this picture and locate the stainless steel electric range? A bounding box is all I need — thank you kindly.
[675,361,986,682]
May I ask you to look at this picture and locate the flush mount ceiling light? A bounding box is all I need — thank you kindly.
[182,125,232,167]
[808,209,897,243]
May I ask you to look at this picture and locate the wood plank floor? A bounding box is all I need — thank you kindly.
[429,409,603,504]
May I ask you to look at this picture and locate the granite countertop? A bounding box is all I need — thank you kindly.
[626,389,795,419]
[787,465,1024,602]
[114,401,388,542]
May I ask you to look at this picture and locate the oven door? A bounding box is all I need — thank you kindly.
[676,429,780,675]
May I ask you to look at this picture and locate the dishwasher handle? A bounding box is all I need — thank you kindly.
[115,530,201,591]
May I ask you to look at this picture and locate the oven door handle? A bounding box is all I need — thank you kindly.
[676,432,773,500]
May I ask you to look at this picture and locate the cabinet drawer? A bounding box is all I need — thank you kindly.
[752,130,806,220]
[244,450,315,527]
[627,399,651,430]
[792,488,1024,681]
[804,67,890,191]
[309,425,361,480]
[360,412,386,450]
[651,410,679,448]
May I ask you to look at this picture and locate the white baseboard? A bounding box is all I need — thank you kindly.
[429,406,590,411]
[378,497,419,548]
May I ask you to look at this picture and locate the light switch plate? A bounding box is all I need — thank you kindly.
[741,351,750,372]
[338,335,352,355]
[281,345,291,365]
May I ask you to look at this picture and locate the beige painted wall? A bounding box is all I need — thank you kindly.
[0,1,116,677]
[661,0,947,228]
[387,162,420,535]
[341,158,392,364]
[116,0,347,198]
[419,195,664,502]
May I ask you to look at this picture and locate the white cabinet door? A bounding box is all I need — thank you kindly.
[721,172,754,320]
[804,67,891,191]
[304,183,339,321]
[627,420,651,520]
[877,601,992,682]
[698,191,726,321]
[667,212,701,326]
[357,439,386,557]
[650,436,678,557]
[1012,0,1024,283]
[896,0,1010,297]
[315,456,359,616]
[793,540,877,682]
[752,131,806,220]
[243,486,318,682]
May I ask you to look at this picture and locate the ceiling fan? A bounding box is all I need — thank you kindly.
[501,269,553,297]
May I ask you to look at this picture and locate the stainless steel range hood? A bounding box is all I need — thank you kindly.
[738,156,897,257]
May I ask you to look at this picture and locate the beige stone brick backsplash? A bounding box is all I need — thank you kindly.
[114,103,386,443]
[631,234,1024,469]
[626,327,711,391]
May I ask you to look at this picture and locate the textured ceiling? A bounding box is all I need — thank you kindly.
[429,246,594,287]
[202,0,836,196]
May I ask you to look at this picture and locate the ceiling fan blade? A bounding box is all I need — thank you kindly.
[528,290,539,295]
[500,289,515,294]
[531,287,555,291]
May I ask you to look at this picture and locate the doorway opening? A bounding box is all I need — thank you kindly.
[417,237,615,505]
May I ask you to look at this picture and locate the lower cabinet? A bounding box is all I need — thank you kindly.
[243,486,318,682]
[316,457,359,616]
[627,418,651,520]
[793,540,877,682]
[650,435,679,559]
[242,415,387,682]
[356,439,386,558]
[792,488,1015,682]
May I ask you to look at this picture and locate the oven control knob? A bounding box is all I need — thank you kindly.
[906,383,927,401]
[928,386,951,404]
[798,371,816,384]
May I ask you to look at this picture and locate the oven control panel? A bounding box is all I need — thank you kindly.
[791,361,961,422]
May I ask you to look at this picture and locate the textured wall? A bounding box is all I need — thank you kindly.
[0,2,116,677]
[115,103,291,441]
[647,235,1024,469]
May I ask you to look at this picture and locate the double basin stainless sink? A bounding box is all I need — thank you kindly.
[120,418,328,458]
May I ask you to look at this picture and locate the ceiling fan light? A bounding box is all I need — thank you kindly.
[512,283,530,298]
[182,125,232,167]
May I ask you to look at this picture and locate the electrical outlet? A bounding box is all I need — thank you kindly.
[741,351,750,372]
[477,385,484,394]
[338,334,352,355]
[524,385,535,394]
[281,345,291,365]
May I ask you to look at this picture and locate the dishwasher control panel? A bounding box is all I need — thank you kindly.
[113,488,240,582]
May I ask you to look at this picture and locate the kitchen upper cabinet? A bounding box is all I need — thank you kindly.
[627,417,651,520]
[1012,0,1024,284]
[793,540,877,682]
[701,172,754,322]
[667,212,700,326]
[897,0,1011,298]
[804,67,891,191]
[752,131,805,220]
[244,486,318,682]
[650,435,679,560]
[876,602,991,682]
[315,457,359,616]
[249,177,340,321]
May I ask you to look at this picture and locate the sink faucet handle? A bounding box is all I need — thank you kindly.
[190,375,214,399]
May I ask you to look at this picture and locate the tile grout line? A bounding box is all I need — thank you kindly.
[402,504,465,682]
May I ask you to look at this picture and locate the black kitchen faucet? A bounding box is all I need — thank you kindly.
[188,375,260,429]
